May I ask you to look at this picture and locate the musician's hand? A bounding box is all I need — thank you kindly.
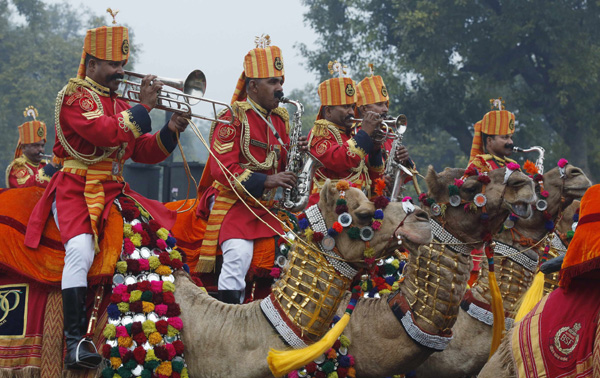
[297,135,309,153]
[264,172,297,190]
[139,74,164,110]
[395,145,410,163]
[383,174,393,196]
[361,111,382,136]
[168,112,191,133]
[371,129,386,149]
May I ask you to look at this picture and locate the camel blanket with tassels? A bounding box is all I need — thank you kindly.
[0,187,122,285]
[511,278,600,378]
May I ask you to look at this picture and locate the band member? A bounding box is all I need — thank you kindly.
[196,36,305,304]
[307,61,384,206]
[355,66,413,196]
[5,106,59,188]
[24,22,188,369]
[467,98,518,172]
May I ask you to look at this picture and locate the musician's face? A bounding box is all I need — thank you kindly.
[324,104,355,131]
[486,134,514,158]
[248,76,284,111]
[361,102,389,118]
[22,141,45,164]
[87,58,126,93]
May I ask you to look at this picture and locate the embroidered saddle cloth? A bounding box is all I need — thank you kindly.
[511,278,600,378]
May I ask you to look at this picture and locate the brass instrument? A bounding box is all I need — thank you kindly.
[513,146,545,174]
[383,115,412,201]
[119,70,234,124]
[349,115,406,139]
[280,96,321,212]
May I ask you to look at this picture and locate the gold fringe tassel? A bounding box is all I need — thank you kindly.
[267,312,351,377]
[514,271,545,322]
[488,270,506,359]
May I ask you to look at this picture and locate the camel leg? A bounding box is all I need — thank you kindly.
[478,335,515,378]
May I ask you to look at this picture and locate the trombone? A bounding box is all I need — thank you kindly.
[350,114,407,140]
[119,70,234,124]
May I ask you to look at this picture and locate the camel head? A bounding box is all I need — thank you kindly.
[317,179,432,268]
[424,166,536,243]
[502,164,590,241]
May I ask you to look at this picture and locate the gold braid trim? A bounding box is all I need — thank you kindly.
[272,242,352,341]
[55,84,119,165]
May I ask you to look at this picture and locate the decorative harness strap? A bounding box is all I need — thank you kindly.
[304,204,359,279]
[388,291,453,351]
[461,290,515,330]
[260,294,309,349]
[492,240,538,272]
[429,218,472,256]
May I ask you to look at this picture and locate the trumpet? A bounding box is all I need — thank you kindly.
[119,70,234,124]
[349,114,407,140]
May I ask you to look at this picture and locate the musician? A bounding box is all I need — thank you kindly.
[467,100,518,172]
[196,37,306,304]
[306,63,384,206]
[5,109,59,188]
[24,23,189,369]
[355,71,414,196]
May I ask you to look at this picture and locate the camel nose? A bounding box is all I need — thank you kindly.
[411,208,430,222]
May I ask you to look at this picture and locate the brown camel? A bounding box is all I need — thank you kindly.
[173,179,432,378]
[324,166,537,378]
[415,164,590,378]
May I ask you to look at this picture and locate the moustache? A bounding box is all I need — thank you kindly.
[109,74,124,82]
[505,143,514,150]
[274,91,284,99]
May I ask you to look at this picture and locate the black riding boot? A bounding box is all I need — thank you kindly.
[218,290,243,304]
[62,287,102,369]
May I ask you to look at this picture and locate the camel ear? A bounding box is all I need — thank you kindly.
[425,165,446,200]
[320,179,338,207]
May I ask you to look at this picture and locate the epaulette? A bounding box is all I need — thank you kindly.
[271,106,290,133]
[64,78,91,96]
[5,157,31,187]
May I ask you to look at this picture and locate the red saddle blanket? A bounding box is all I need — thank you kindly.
[511,278,600,378]
[0,187,122,286]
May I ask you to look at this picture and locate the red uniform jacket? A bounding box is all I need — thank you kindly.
[467,154,518,172]
[196,99,290,243]
[25,78,178,247]
[307,120,384,207]
[5,156,58,188]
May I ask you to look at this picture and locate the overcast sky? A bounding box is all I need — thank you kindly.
[52,0,320,107]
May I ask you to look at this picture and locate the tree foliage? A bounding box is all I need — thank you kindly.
[0,0,139,171]
[299,0,600,180]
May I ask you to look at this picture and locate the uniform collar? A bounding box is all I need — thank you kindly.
[247,97,269,117]
[490,154,508,166]
[84,77,111,97]
[21,154,41,167]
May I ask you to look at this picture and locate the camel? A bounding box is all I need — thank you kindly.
[302,166,537,378]
[414,164,590,378]
[174,179,433,378]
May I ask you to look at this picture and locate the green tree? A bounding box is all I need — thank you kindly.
[299,0,600,180]
[0,0,139,174]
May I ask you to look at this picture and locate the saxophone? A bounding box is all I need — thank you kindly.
[513,145,545,174]
[384,114,412,201]
[280,97,321,212]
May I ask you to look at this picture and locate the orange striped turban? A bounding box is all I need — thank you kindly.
[316,77,357,120]
[560,184,600,289]
[469,109,515,162]
[15,120,46,158]
[76,26,130,79]
[231,45,285,104]
[356,75,389,107]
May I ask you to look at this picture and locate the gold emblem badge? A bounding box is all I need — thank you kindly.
[36,126,44,138]
[274,57,284,71]
[509,118,515,131]
[122,39,130,55]
[550,322,581,361]
[345,84,355,97]
[381,86,388,97]
[315,140,331,156]
[79,98,95,112]
[217,124,236,143]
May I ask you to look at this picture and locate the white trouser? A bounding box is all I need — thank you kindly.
[52,199,95,290]
[206,195,253,296]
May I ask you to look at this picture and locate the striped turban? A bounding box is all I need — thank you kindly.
[231,45,285,104]
[15,120,46,158]
[76,26,130,79]
[316,77,357,120]
[355,75,389,108]
[469,109,516,162]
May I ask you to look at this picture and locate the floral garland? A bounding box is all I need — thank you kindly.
[359,253,409,297]
[101,197,190,378]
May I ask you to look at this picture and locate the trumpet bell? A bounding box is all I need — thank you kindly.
[183,70,206,105]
